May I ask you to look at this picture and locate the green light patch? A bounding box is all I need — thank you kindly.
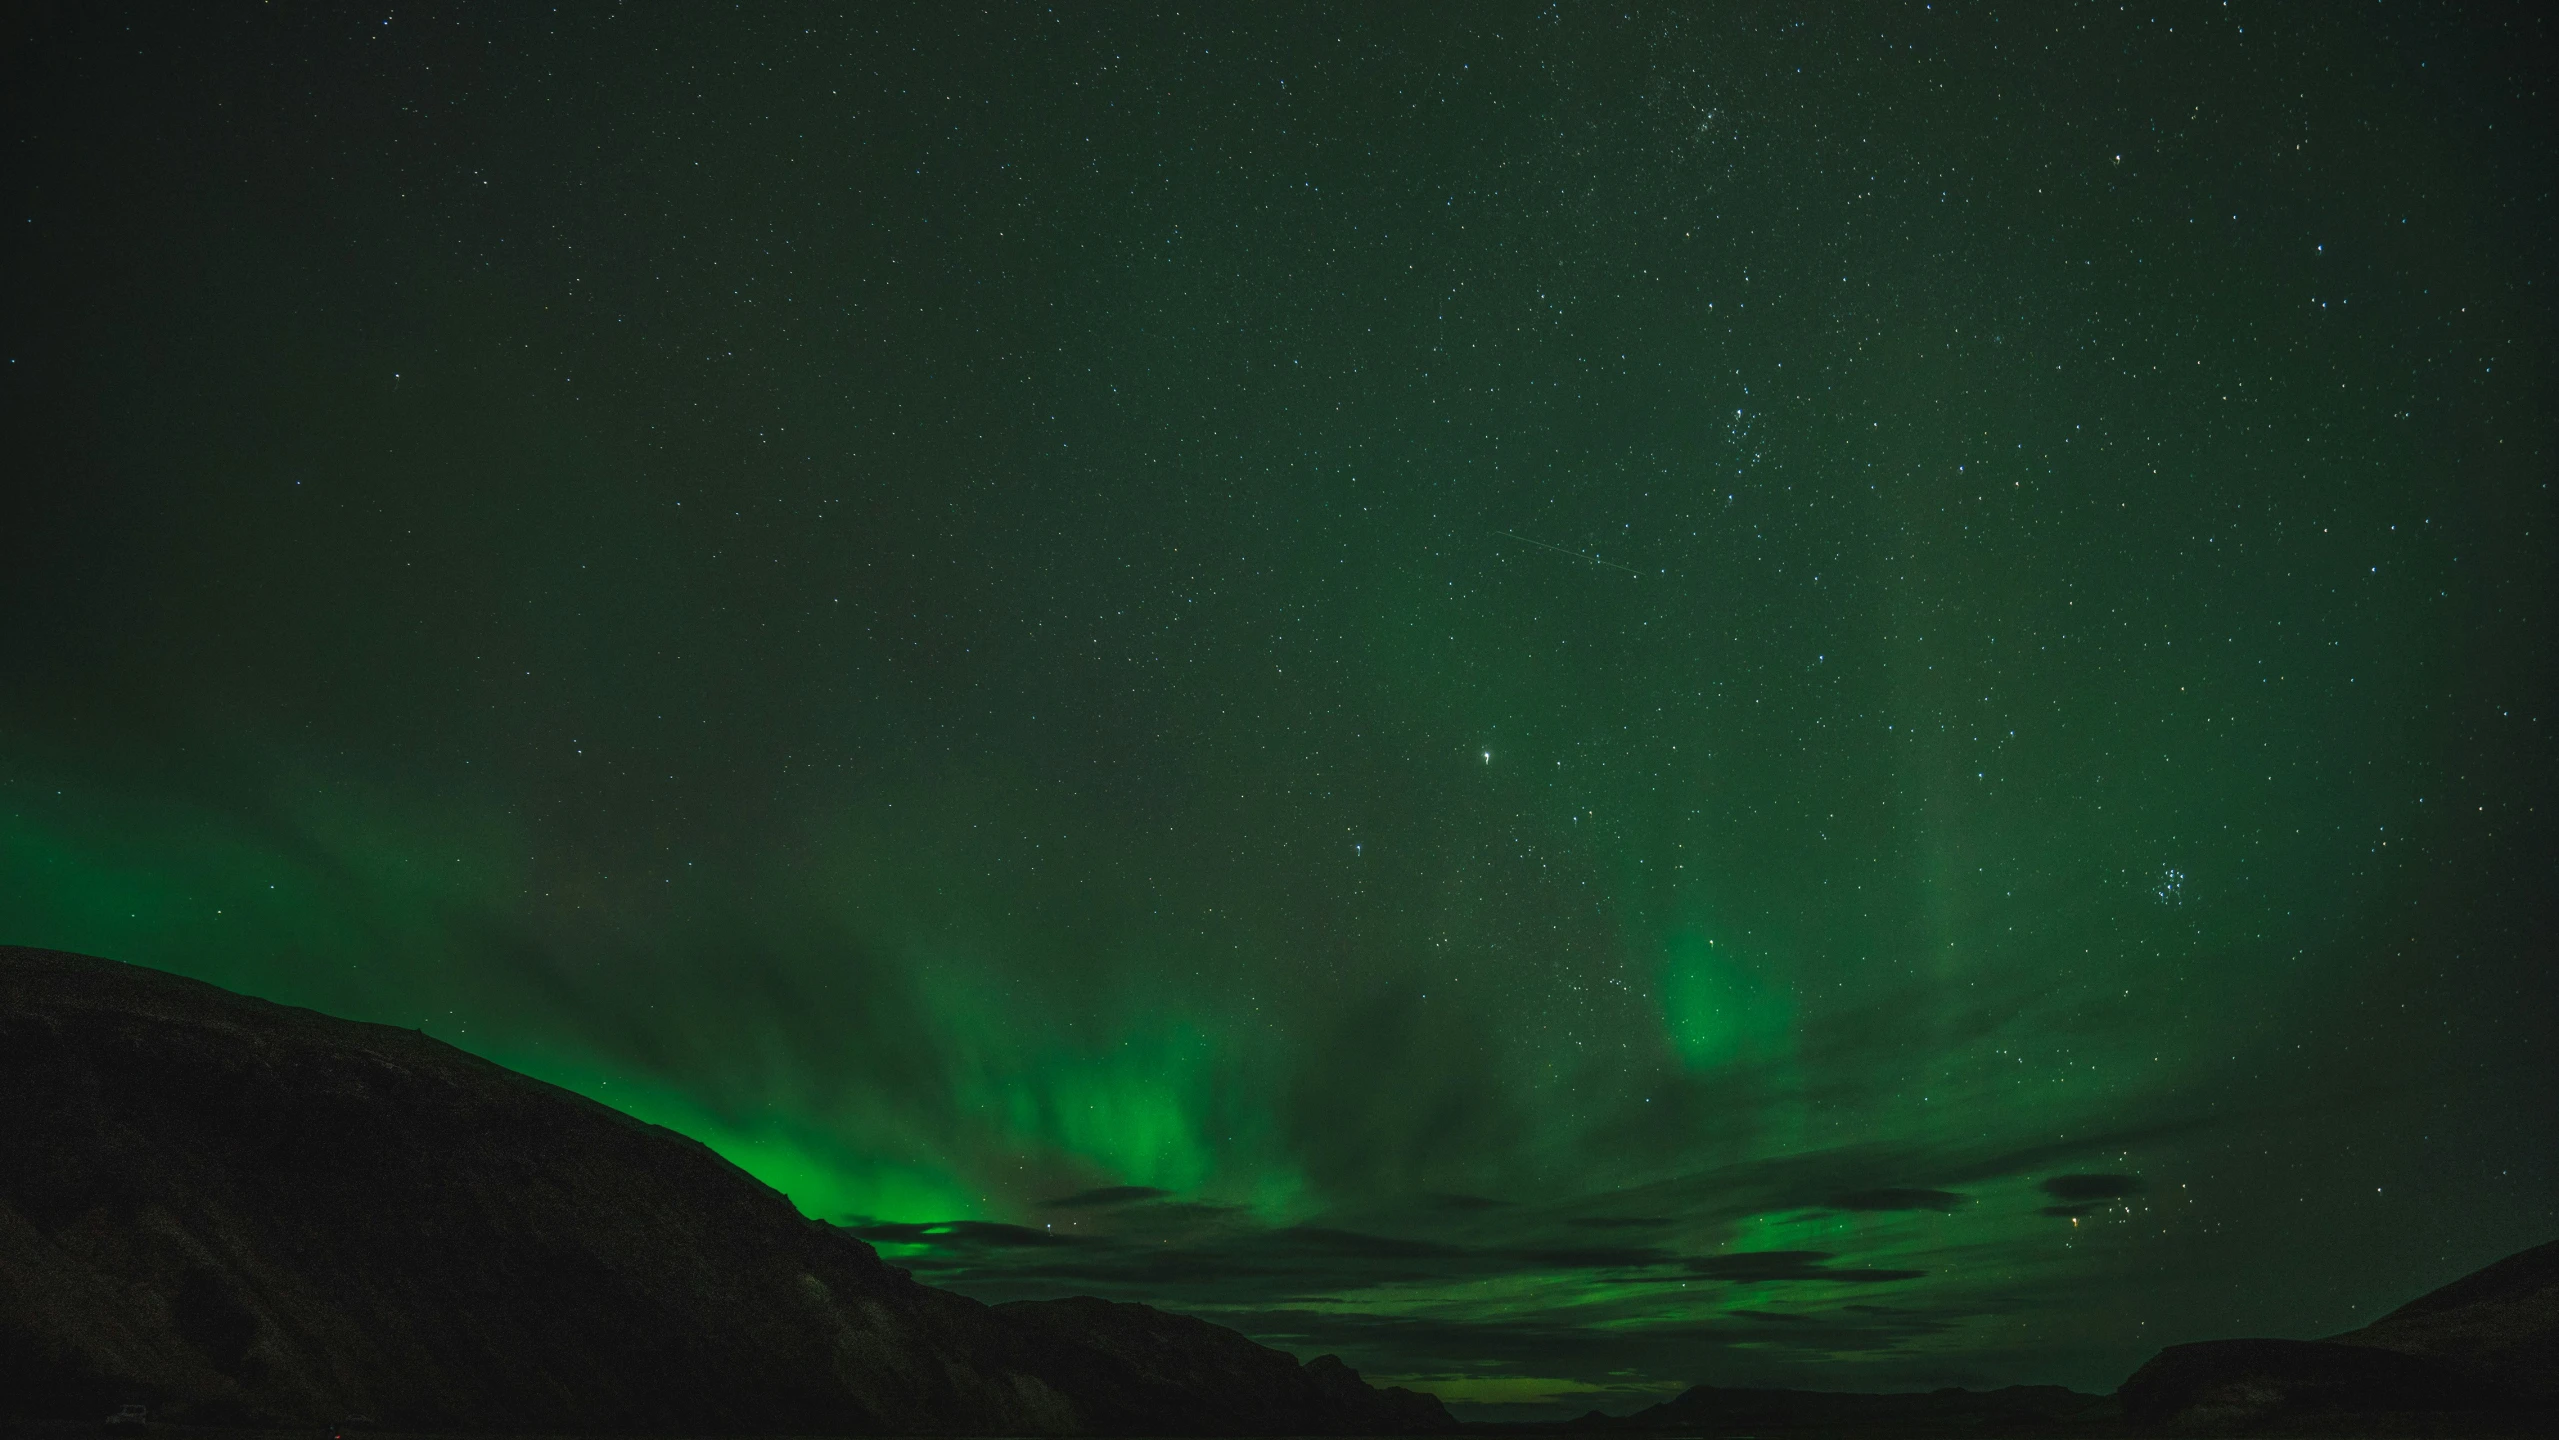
[1660,929,1792,1070]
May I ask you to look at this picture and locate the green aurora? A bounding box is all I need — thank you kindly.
[3,2,2552,1419]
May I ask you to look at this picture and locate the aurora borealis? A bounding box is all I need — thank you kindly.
[3,2,2553,1419]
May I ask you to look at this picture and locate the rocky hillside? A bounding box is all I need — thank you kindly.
[2117,1237,2558,1429]
[0,946,1453,1434]
[2333,1235,2559,1404]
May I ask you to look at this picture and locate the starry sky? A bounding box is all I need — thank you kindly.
[4,2,2553,1420]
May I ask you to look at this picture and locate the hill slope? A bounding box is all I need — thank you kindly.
[0,946,1452,1435]
[2116,1238,2559,1428]
[2334,1237,2559,1403]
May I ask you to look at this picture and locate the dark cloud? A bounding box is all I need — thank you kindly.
[1271,1225,1477,1260]
[2040,1174,2144,1201]
[1511,1244,1681,1270]
[1579,1119,2206,1238]
[1137,1199,1247,1221]
[2035,1175,2143,1218]
[1427,1193,1513,1211]
[1570,1215,1674,1229]
[1686,1251,1927,1284]
[1831,1187,1968,1212]
[868,1214,1938,1311]
[1940,1128,2198,1185]
[1039,1185,1172,1210]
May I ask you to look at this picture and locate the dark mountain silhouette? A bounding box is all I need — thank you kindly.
[0,946,1454,1434]
[1569,1381,2105,1433]
[994,1296,1455,1435]
[2332,1236,2559,1404]
[2117,1237,2559,1430]
[1497,1238,2559,1437]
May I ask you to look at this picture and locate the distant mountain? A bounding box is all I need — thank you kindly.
[1499,1237,2559,1440]
[1573,1381,2106,1433]
[2117,1237,2559,1430]
[0,946,1453,1435]
[996,1295,1456,1435]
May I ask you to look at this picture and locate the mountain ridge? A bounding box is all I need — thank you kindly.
[2111,1237,2558,1430]
[0,945,1453,1435]
[8,943,2550,1436]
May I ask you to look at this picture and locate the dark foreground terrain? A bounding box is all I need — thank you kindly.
[1518,1240,2558,1436]
[2110,1235,2558,1434]
[5,946,2553,1437]
[1541,1381,2111,1434]
[0,947,1452,1435]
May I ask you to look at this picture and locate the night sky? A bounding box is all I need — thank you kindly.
[4,2,2553,1419]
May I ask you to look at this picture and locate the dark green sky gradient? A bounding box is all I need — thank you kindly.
[5,2,2553,1417]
